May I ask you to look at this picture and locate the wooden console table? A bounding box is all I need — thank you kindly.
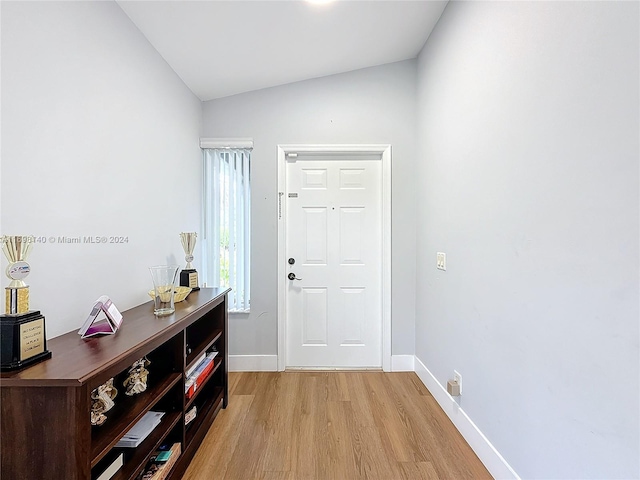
[0,287,229,480]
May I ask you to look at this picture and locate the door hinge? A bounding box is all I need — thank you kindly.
[278,192,284,219]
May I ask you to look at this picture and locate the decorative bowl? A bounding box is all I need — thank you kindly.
[148,286,192,303]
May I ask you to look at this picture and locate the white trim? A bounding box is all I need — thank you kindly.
[391,355,415,372]
[276,144,392,372]
[228,355,278,372]
[285,366,382,371]
[414,356,521,480]
[200,138,254,149]
[277,147,287,371]
[381,146,391,372]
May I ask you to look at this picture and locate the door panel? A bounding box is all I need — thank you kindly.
[302,168,328,189]
[302,288,328,345]
[339,168,366,189]
[338,287,366,345]
[339,207,365,265]
[302,207,327,265]
[286,157,382,368]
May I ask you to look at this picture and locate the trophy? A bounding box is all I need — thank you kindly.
[179,232,199,291]
[1,235,51,371]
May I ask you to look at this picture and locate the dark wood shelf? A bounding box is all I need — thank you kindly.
[1,288,230,480]
[186,388,224,446]
[91,372,182,467]
[185,329,222,371]
[185,358,223,410]
[108,411,182,480]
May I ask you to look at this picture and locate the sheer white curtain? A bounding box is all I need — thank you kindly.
[203,148,251,312]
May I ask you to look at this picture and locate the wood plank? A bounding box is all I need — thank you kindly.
[398,461,441,479]
[290,373,327,479]
[222,373,280,479]
[387,373,492,479]
[227,371,243,395]
[261,372,299,473]
[325,401,359,479]
[365,372,426,463]
[326,371,351,401]
[231,371,262,396]
[182,372,492,480]
[182,395,254,480]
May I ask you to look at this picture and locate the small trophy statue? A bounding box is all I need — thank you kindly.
[179,232,199,291]
[1,235,51,371]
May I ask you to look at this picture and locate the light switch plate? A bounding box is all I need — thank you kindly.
[437,252,446,271]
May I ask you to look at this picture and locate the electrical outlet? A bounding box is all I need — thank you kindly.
[454,370,462,395]
[437,252,446,270]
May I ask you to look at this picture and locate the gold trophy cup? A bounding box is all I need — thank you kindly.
[179,232,199,291]
[1,235,51,370]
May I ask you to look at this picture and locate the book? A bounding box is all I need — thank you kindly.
[185,405,197,425]
[115,411,164,448]
[139,443,181,480]
[185,352,206,378]
[185,353,214,388]
[185,352,217,400]
[186,350,218,379]
[96,453,124,480]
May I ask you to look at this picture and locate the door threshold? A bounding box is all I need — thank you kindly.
[285,367,383,372]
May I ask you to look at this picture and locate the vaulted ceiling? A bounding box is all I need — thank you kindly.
[117,0,448,101]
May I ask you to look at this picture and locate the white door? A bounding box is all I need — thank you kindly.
[285,155,382,368]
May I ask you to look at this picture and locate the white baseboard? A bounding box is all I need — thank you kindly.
[229,355,278,372]
[391,354,415,371]
[414,356,520,480]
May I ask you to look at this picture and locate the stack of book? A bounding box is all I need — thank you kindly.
[185,351,217,400]
[115,411,165,448]
[138,443,181,480]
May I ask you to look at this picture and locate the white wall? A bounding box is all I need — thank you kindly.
[416,1,639,479]
[202,60,417,358]
[1,1,203,338]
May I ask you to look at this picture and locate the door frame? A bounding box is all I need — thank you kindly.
[276,144,391,372]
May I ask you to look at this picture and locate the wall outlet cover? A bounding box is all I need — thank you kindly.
[454,370,462,394]
[447,379,461,396]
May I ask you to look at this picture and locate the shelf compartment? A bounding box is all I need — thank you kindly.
[185,358,223,410]
[185,328,222,368]
[87,331,184,394]
[185,386,224,447]
[91,372,182,467]
[107,411,182,480]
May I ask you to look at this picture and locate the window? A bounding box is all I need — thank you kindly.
[202,143,251,312]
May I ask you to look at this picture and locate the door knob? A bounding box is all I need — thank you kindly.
[288,272,302,281]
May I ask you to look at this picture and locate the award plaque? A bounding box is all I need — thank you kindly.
[1,235,51,371]
[0,310,51,371]
[179,232,199,291]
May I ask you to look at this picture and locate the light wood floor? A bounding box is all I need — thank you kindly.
[183,372,492,480]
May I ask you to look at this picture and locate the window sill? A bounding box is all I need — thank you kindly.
[229,309,250,315]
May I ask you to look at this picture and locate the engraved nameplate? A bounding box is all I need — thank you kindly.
[20,317,45,361]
